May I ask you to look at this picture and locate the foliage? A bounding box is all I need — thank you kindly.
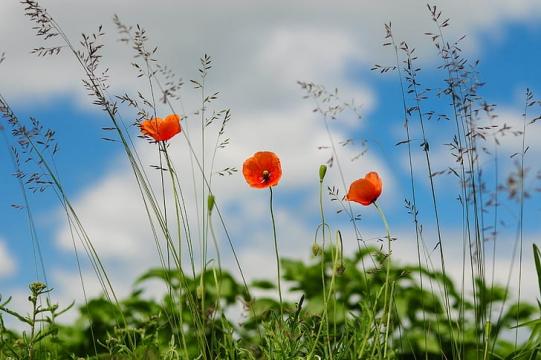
[1,248,539,359]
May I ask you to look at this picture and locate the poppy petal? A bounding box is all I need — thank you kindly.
[159,114,181,141]
[243,151,282,189]
[242,156,264,188]
[140,118,160,140]
[365,171,382,195]
[346,171,382,206]
[140,114,181,142]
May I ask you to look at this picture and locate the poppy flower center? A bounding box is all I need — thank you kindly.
[262,170,270,183]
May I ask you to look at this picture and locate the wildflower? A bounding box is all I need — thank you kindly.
[140,114,181,142]
[243,151,284,316]
[242,151,282,189]
[346,171,382,206]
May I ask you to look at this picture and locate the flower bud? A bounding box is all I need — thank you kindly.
[207,194,215,213]
[335,264,346,276]
[319,164,327,182]
[312,243,322,256]
[196,285,204,299]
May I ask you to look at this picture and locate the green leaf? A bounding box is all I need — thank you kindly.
[250,279,275,290]
[251,298,279,318]
[533,243,541,298]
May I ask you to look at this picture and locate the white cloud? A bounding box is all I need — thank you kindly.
[0,239,16,278]
[258,27,363,86]
[2,0,541,104]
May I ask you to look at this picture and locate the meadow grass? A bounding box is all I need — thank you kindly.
[0,1,540,359]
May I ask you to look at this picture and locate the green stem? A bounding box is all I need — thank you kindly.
[373,201,393,359]
[29,296,37,360]
[269,187,284,320]
[308,179,332,359]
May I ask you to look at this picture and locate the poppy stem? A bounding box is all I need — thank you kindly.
[373,202,391,249]
[373,201,393,358]
[308,172,332,359]
[269,187,284,321]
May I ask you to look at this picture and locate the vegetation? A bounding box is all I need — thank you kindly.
[0,247,539,359]
[0,1,540,358]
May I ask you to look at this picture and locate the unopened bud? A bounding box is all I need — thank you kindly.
[196,285,204,299]
[335,265,345,276]
[319,165,327,182]
[207,194,215,213]
[312,243,322,257]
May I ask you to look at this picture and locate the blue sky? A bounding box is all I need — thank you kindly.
[1,0,541,324]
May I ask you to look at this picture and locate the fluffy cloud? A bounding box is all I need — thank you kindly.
[0,239,16,278]
[2,0,541,103]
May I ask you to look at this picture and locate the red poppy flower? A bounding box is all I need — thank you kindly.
[346,171,382,206]
[243,151,282,189]
[140,114,181,142]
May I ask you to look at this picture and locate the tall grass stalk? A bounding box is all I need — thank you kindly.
[515,88,532,347]
[384,24,430,357]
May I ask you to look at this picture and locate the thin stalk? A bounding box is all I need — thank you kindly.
[515,89,529,347]
[361,284,387,358]
[269,187,283,320]
[389,31,428,356]
[308,177,333,359]
[163,146,196,277]
[313,232,343,359]
[384,281,397,358]
[319,176,333,358]
[373,202,393,359]
[200,68,208,320]
[408,24,460,353]
[488,141,498,322]
[162,146,209,354]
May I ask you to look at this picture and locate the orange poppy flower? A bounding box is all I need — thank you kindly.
[243,151,282,189]
[346,171,382,206]
[140,114,181,142]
